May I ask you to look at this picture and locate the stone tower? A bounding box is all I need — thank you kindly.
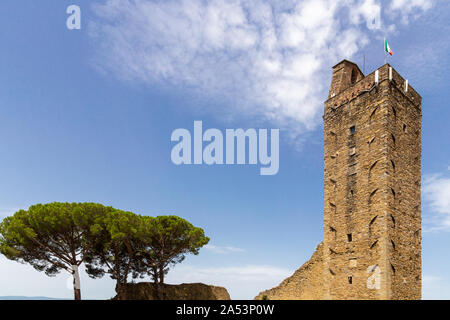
[255,60,422,301]
[323,60,422,299]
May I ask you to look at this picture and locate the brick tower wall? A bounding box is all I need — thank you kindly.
[323,62,421,300]
[255,61,421,301]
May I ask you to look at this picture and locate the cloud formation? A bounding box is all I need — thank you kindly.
[167,264,292,299]
[389,0,433,24]
[423,173,450,231]
[89,0,432,134]
[204,244,245,254]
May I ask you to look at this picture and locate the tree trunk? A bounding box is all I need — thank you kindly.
[74,288,81,300]
[115,282,125,300]
[72,265,81,300]
[152,267,163,300]
[158,266,165,300]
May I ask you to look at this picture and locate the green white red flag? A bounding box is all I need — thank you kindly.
[385,39,393,56]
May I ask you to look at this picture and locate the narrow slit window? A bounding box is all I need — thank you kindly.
[348,276,353,284]
[347,233,353,242]
[350,126,356,134]
[351,69,357,84]
[390,214,396,228]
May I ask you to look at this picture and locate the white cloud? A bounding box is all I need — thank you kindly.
[204,244,245,254]
[389,0,433,24]
[166,264,292,299]
[423,173,450,231]
[349,0,382,30]
[88,0,432,136]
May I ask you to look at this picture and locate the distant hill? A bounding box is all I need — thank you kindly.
[0,296,67,300]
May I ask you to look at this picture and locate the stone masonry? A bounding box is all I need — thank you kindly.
[256,60,422,300]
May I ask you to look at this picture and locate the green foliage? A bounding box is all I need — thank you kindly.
[84,209,145,298]
[0,202,114,299]
[136,215,210,299]
[0,203,108,274]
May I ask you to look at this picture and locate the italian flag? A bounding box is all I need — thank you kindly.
[385,39,393,56]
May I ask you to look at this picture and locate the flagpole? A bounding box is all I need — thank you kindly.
[384,38,387,64]
[363,53,365,74]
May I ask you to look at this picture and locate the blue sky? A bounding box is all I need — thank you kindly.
[0,0,450,299]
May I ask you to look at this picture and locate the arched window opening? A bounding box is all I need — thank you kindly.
[370,240,378,249]
[391,134,396,146]
[369,107,378,123]
[329,131,337,144]
[369,189,378,204]
[351,69,357,85]
[390,214,396,228]
[330,202,337,214]
[330,226,337,241]
[369,161,378,178]
[392,106,397,120]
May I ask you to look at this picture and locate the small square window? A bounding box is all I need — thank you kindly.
[347,233,353,242]
[350,126,356,134]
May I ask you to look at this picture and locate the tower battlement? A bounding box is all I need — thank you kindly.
[325,62,421,116]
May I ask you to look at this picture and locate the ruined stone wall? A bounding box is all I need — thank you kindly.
[254,243,324,300]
